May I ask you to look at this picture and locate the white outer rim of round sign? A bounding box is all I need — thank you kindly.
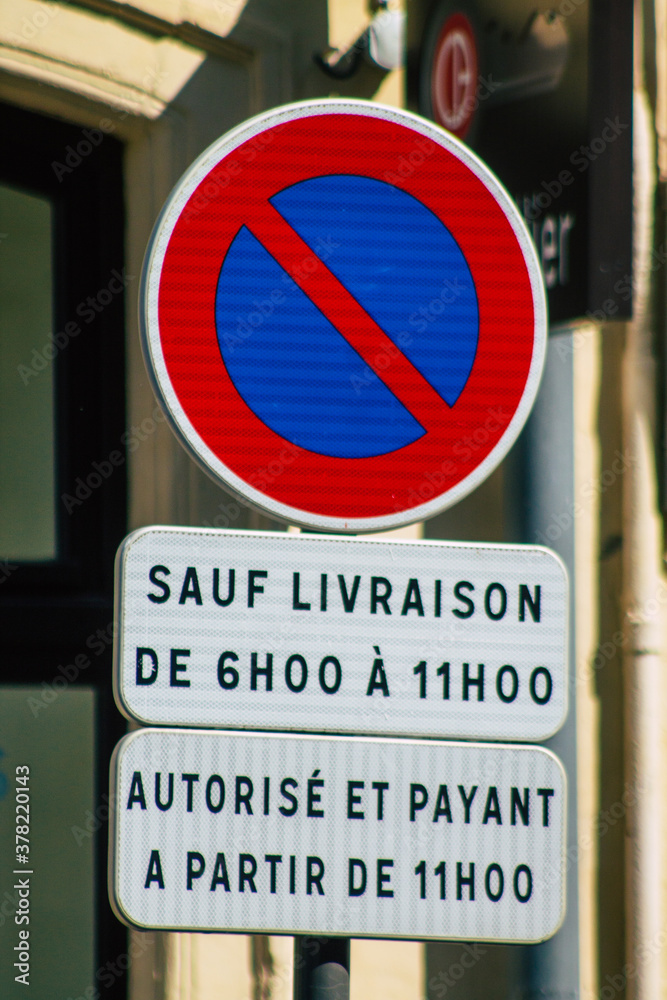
[141,98,548,533]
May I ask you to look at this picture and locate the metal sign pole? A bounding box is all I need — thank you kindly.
[293,936,350,1000]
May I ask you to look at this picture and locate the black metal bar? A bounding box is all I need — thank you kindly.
[293,936,350,1000]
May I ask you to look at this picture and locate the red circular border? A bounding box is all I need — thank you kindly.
[156,112,535,520]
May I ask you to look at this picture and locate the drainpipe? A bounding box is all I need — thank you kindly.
[622,5,664,996]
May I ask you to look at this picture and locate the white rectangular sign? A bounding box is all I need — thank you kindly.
[114,527,568,740]
[109,729,566,942]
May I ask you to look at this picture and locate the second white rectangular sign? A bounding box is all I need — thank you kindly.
[109,729,567,942]
[114,527,568,740]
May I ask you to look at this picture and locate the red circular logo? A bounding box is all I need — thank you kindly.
[432,14,479,138]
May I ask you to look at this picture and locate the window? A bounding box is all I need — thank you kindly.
[0,102,128,999]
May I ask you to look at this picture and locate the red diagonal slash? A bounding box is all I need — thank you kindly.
[245,200,451,431]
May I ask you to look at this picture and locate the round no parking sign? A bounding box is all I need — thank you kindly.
[141,99,546,532]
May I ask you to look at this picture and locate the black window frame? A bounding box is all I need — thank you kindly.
[0,101,129,999]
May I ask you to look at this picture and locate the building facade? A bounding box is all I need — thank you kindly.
[0,1,666,999]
